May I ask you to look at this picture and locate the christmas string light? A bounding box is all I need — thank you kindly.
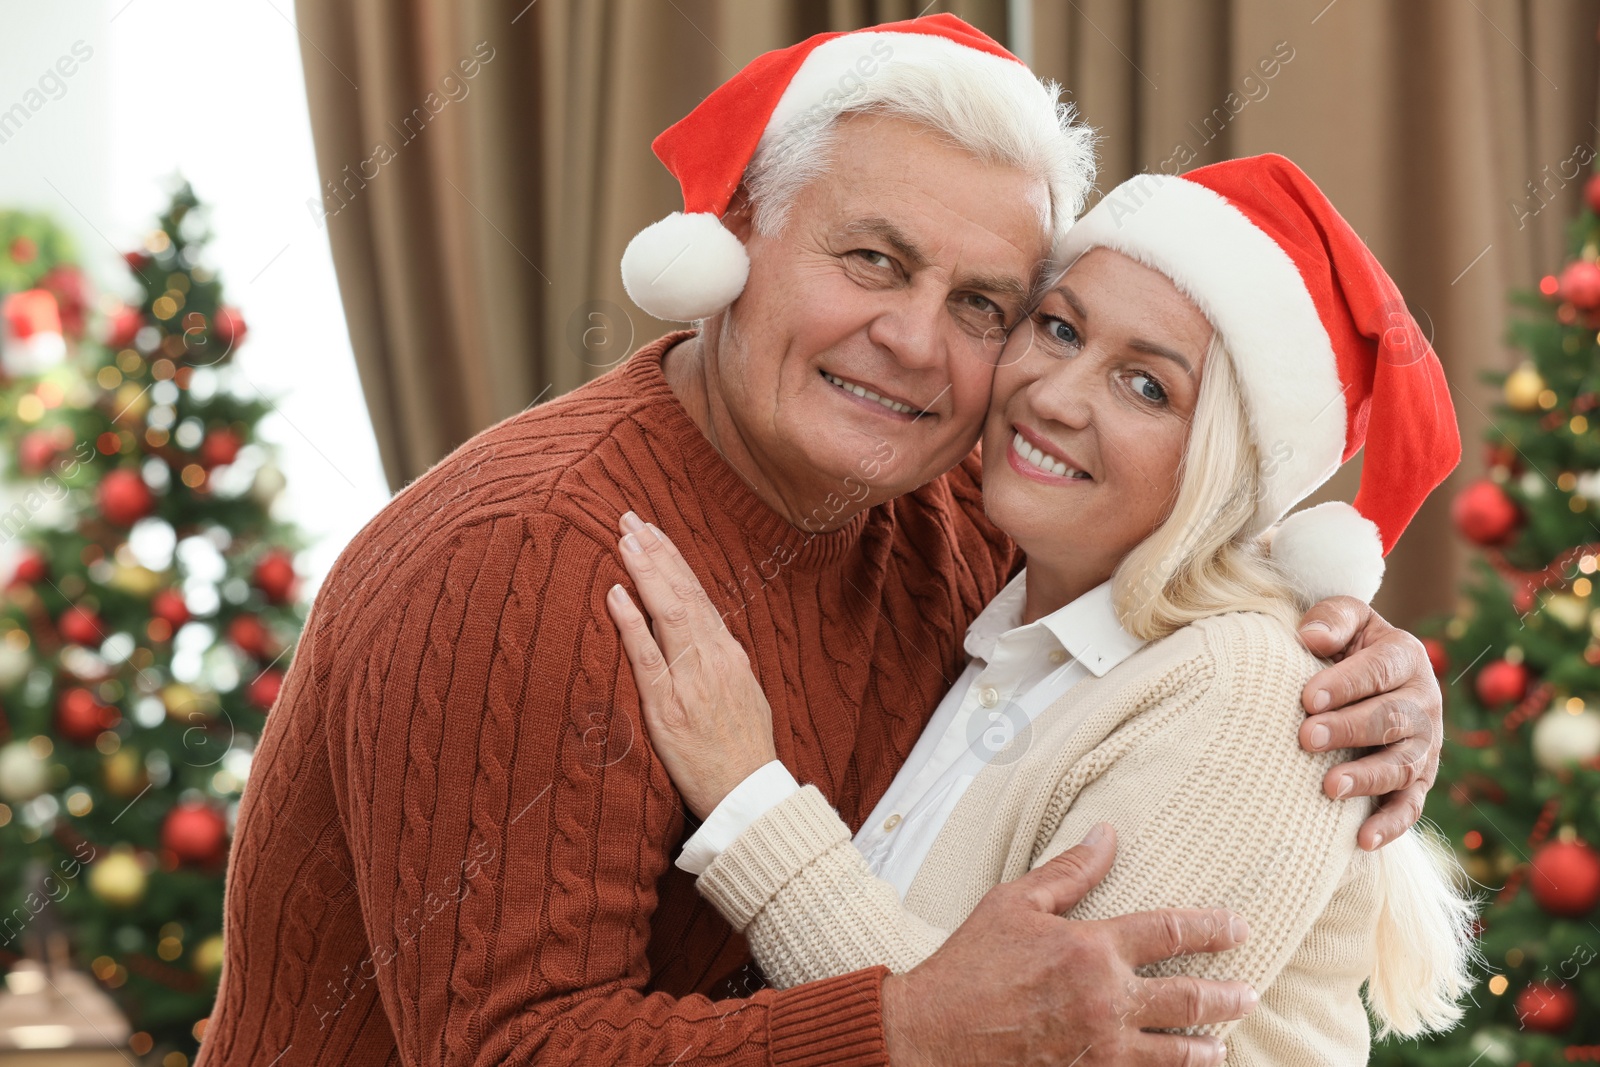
[1528,796,1564,851]
[1504,682,1556,732]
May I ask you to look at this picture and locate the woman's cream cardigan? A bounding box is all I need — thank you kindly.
[695,611,1383,1066]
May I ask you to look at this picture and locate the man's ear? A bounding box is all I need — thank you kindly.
[723,185,756,242]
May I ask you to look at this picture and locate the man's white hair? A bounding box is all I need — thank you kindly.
[742,47,1096,244]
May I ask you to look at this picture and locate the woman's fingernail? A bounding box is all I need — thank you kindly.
[608,583,625,603]
[647,523,665,543]
[621,511,644,533]
[1312,689,1330,711]
[1309,723,1329,748]
[1334,775,1353,799]
[623,533,642,554]
[1230,916,1248,941]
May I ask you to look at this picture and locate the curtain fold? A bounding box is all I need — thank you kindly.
[294,0,1600,624]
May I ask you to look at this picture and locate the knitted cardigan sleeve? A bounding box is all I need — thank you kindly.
[696,612,1368,1030]
[696,784,949,988]
[1030,613,1370,1057]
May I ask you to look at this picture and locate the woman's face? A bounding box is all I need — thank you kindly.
[981,248,1214,592]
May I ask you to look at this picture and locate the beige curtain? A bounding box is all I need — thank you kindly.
[295,0,1600,625]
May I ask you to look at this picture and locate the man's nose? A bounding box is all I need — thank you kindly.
[865,284,947,371]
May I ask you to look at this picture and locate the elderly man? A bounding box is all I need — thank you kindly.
[199,16,1442,1067]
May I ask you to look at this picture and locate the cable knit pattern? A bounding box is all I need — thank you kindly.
[697,612,1386,1066]
[195,332,1018,1067]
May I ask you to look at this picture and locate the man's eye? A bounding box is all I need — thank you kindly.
[853,249,892,269]
[1130,373,1167,404]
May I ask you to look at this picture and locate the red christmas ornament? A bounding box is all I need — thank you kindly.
[123,250,152,276]
[106,305,144,350]
[58,606,106,647]
[10,548,46,585]
[1482,441,1518,472]
[56,687,118,745]
[161,801,228,866]
[1514,980,1577,1033]
[1558,260,1600,310]
[199,428,242,468]
[151,589,190,628]
[246,668,285,711]
[1530,840,1600,917]
[1474,659,1528,706]
[1450,480,1520,546]
[3,289,61,340]
[9,236,37,264]
[1421,638,1447,678]
[97,469,154,526]
[38,265,88,339]
[252,551,297,605]
[211,306,248,350]
[1588,173,1600,215]
[18,430,60,476]
[1512,586,1536,614]
[227,614,271,658]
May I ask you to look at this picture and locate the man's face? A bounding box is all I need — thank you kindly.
[712,113,1052,516]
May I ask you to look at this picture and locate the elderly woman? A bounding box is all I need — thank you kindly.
[606,154,1478,1065]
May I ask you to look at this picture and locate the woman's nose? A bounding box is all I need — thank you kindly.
[1029,358,1094,430]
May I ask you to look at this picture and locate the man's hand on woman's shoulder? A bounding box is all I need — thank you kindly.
[1293,595,1442,851]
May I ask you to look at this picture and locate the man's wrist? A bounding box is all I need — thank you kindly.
[881,973,934,1067]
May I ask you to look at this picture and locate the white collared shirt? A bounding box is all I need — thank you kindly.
[675,572,1148,898]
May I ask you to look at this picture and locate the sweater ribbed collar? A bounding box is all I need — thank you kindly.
[624,331,876,571]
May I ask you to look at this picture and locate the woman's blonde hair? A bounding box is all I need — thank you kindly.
[1112,330,1481,1039]
[1109,331,1300,641]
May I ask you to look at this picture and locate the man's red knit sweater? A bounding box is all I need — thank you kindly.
[195,332,1018,1067]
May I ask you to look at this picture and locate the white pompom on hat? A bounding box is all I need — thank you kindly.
[620,14,1033,322]
[1058,154,1461,603]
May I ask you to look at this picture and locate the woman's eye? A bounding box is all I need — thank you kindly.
[1130,373,1167,404]
[1046,318,1078,346]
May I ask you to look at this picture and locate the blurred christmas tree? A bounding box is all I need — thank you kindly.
[0,183,305,1065]
[1371,175,1600,1065]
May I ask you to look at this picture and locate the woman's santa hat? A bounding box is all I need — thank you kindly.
[620,14,1037,322]
[1059,154,1459,604]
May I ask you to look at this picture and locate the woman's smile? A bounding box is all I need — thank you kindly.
[1006,425,1091,483]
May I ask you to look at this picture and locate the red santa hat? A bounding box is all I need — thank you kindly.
[620,14,1035,322]
[1058,154,1460,603]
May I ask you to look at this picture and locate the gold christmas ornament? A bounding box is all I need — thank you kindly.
[251,462,287,507]
[1531,706,1600,770]
[113,381,151,423]
[108,563,163,598]
[0,642,32,688]
[162,683,218,722]
[0,740,50,803]
[88,849,148,908]
[1503,363,1545,412]
[1544,592,1589,630]
[191,933,226,975]
[103,748,149,798]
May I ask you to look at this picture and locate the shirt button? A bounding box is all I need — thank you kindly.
[978,686,999,708]
[1049,650,1067,665]
[882,813,903,831]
